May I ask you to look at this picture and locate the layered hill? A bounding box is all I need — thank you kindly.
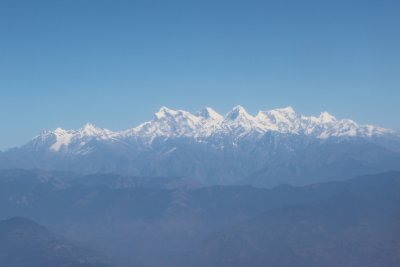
[0,217,111,267]
[0,170,399,267]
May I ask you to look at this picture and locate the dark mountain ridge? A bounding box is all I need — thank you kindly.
[0,169,399,266]
[0,217,111,267]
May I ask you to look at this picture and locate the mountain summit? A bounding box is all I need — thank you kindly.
[1,106,399,187]
[34,106,393,150]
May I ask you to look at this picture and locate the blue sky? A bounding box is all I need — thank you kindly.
[1,0,399,150]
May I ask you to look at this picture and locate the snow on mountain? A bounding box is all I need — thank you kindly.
[222,106,265,139]
[256,106,301,133]
[50,128,75,151]
[39,123,117,152]
[123,107,204,142]
[4,106,399,187]
[28,106,394,152]
[196,107,223,121]
[319,112,337,123]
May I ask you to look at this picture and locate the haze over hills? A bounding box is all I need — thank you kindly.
[0,170,399,267]
[1,106,400,187]
[2,0,400,266]
[0,217,111,267]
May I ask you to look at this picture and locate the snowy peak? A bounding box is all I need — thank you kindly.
[196,107,223,121]
[276,106,296,114]
[134,107,203,140]
[263,106,298,120]
[154,107,200,123]
[78,123,115,140]
[256,106,300,133]
[27,105,395,153]
[319,112,336,123]
[225,105,252,121]
[50,128,75,151]
[80,123,102,136]
[31,123,116,152]
[154,106,178,120]
[222,106,265,135]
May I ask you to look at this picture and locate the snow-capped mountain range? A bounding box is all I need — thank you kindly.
[32,106,392,153]
[1,106,399,187]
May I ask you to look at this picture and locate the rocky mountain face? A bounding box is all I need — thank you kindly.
[1,106,399,187]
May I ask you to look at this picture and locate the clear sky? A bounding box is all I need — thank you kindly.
[1,0,399,150]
